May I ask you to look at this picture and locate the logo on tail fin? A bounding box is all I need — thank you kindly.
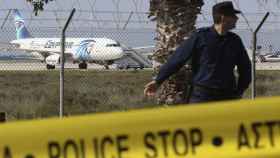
[13,9,32,39]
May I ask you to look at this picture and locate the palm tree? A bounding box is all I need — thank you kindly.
[26,0,54,16]
[149,0,204,105]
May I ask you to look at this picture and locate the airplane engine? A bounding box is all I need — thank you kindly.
[30,52,45,62]
[45,54,60,69]
[256,55,266,63]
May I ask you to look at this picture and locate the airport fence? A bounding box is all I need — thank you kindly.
[0,9,280,120]
[0,9,158,120]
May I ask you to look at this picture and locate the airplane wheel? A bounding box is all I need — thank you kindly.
[79,63,87,69]
[125,65,130,69]
[46,64,55,69]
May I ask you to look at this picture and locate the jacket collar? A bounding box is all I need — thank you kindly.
[210,25,228,38]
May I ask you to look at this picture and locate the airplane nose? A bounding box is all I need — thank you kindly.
[116,47,124,58]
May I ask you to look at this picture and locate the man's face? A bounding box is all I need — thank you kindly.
[222,14,238,30]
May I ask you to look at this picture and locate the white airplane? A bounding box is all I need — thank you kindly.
[257,52,280,62]
[247,48,280,63]
[3,9,125,69]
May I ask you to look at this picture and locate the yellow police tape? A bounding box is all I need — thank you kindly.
[0,97,280,158]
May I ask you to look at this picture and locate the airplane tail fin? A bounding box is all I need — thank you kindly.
[13,9,32,39]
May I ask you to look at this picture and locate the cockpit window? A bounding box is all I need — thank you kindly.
[106,42,121,47]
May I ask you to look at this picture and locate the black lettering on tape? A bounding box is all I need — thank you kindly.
[25,154,35,158]
[3,146,12,158]
[237,124,251,150]
[101,136,114,158]
[80,139,86,158]
[48,139,85,158]
[238,121,280,150]
[48,142,61,158]
[117,135,129,158]
[93,135,130,158]
[252,122,265,149]
[265,121,277,147]
[172,129,188,156]
[93,138,99,158]
[144,129,203,158]
[144,132,157,158]
[64,140,79,158]
[158,130,170,157]
[190,128,203,155]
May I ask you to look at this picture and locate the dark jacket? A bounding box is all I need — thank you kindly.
[155,26,252,99]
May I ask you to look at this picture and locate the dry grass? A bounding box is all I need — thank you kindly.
[0,70,278,121]
[0,70,156,120]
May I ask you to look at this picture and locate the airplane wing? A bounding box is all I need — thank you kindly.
[0,41,20,51]
[120,44,154,68]
[0,41,75,62]
[31,51,74,62]
[122,45,155,52]
[131,46,155,50]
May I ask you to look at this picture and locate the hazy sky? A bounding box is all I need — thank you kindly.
[1,0,280,13]
[1,0,279,29]
[0,0,279,49]
[1,0,279,28]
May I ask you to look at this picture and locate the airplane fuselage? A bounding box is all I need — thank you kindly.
[10,9,126,69]
[10,38,124,61]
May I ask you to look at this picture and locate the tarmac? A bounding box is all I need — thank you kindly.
[0,60,113,71]
[255,62,280,70]
[0,60,278,71]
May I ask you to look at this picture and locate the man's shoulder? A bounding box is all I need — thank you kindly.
[188,27,211,38]
[227,31,241,40]
[194,27,211,34]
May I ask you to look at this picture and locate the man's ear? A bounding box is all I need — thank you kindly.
[220,15,225,24]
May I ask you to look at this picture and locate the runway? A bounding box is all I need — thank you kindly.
[0,60,278,71]
[256,62,280,70]
[0,60,111,71]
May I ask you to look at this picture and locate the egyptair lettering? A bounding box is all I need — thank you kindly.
[44,40,74,49]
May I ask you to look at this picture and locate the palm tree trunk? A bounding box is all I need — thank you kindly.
[149,0,204,105]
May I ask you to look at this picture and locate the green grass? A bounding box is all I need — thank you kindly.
[0,70,279,121]
[239,70,280,98]
[0,70,156,120]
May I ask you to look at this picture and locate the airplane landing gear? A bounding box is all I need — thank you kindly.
[79,62,87,69]
[104,65,109,69]
[46,64,55,69]
[104,61,113,69]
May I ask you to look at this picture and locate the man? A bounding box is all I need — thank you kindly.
[144,1,251,103]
